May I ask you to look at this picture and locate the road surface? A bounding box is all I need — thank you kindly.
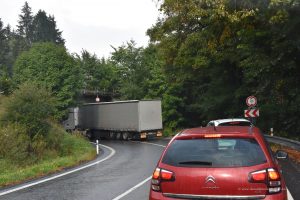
[0,138,298,200]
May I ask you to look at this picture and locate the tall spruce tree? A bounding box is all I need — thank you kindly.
[0,18,13,94]
[17,1,33,46]
[32,10,65,45]
[0,18,10,76]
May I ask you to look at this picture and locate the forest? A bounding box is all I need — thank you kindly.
[0,0,299,139]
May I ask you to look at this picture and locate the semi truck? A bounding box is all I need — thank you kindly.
[63,100,163,140]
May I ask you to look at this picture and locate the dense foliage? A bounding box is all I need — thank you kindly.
[0,2,97,172]
[76,50,118,98]
[0,19,11,78]
[0,83,61,163]
[13,43,81,119]
[110,41,165,100]
[147,0,300,138]
[0,0,299,139]
[0,1,64,82]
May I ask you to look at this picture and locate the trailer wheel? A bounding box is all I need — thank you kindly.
[109,132,115,140]
[122,132,129,141]
[86,130,94,140]
[116,132,122,140]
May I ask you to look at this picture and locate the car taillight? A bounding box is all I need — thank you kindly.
[250,169,266,182]
[268,169,280,180]
[151,167,174,192]
[161,169,173,180]
[249,168,281,194]
[152,168,160,179]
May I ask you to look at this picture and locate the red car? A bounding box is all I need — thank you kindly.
[149,126,288,200]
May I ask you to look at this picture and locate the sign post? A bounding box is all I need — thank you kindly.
[96,95,100,102]
[246,96,257,107]
[244,109,259,117]
[244,96,259,125]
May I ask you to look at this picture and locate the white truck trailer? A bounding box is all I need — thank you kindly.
[63,100,163,140]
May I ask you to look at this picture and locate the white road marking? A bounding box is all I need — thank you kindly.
[1,140,296,200]
[0,144,115,197]
[287,188,294,200]
[132,141,166,148]
[111,176,152,200]
[111,141,166,200]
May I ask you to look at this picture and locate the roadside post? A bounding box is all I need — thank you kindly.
[96,140,99,155]
[244,96,259,125]
[270,128,274,136]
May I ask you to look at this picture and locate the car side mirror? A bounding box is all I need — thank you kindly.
[275,150,288,159]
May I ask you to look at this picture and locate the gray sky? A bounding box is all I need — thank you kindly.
[0,0,160,57]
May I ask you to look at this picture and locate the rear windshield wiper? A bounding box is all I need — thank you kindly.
[178,161,212,166]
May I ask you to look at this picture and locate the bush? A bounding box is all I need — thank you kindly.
[0,82,62,164]
[1,82,56,139]
[0,126,96,187]
[0,123,31,164]
[13,42,82,120]
[59,130,87,156]
[46,122,64,152]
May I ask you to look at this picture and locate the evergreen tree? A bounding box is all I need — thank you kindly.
[0,19,13,94]
[32,10,65,45]
[0,18,10,76]
[17,1,33,46]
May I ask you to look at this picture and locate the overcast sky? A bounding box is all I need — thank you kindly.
[0,0,161,57]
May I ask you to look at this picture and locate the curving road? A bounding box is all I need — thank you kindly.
[0,140,166,200]
[0,138,298,200]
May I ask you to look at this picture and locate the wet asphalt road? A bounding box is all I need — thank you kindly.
[0,139,168,200]
[0,138,299,200]
[279,158,300,199]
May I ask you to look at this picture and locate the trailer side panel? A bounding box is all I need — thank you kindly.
[138,101,163,132]
[78,101,139,131]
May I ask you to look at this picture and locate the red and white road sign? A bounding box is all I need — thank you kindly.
[246,96,257,107]
[244,109,259,117]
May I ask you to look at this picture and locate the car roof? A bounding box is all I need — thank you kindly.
[176,126,261,140]
[208,118,250,126]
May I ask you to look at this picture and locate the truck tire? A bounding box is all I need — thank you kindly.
[86,130,94,140]
[122,132,129,141]
[116,132,122,140]
[109,132,115,140]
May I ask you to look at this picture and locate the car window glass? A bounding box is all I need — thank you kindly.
[207,122,213,126]
[162,138,267,167]
[219,121,251,126]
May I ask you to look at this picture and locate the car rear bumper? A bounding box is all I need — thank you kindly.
[149,191,287,200]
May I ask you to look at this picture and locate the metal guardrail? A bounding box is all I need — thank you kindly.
[264,135,300,151]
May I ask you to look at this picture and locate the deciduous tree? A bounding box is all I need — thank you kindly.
[13,43,80,119]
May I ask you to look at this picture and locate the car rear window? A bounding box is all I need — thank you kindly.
[219,121,251,126]
[162,138,267,167]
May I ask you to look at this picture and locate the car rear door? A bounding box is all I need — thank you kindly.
[159,165,269,197]
[159,138,269,198]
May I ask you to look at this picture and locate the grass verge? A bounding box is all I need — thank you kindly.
[0,133,96,188]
